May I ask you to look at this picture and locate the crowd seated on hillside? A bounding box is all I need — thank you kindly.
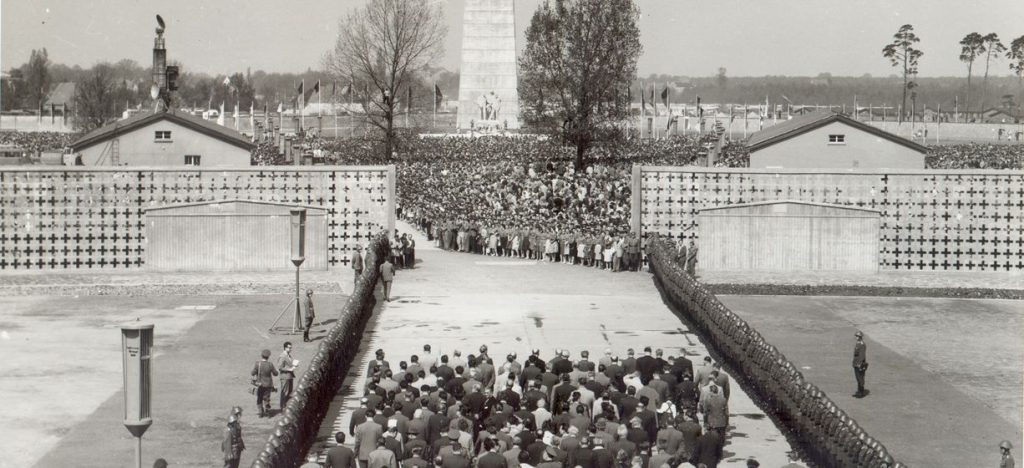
[309,131,1022,272]
[0,131,73,155]
[320,134,709,271]
[925,143,1024,170]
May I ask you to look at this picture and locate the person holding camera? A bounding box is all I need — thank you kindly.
[252,349,279,417]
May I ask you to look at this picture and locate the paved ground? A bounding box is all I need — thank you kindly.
[7,223,1022,467]
[0,269,347,296]
[719,295,1024,468]
[312,224,797,467]
[2,292,349,468]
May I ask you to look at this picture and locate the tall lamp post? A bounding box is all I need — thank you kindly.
[121,322,154,468]
[290,208,306,330]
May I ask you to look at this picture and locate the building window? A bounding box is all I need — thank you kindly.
[155,130,172,142]
[184,155,201,166]
[828,134,845,144]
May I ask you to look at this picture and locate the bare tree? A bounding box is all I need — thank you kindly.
[324,0,446,158]
[518,0,642,172]
[882,24,923,122]
[959,32,984,114]
[72,63,125,132]
[980,33,1007,111]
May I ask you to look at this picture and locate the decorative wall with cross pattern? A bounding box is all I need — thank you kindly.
[0,166,395,270]
[632,167,1024,271]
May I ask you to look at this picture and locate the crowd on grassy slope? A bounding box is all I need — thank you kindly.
[308,134,1023,262]
[0,131,74,155]
[319,135,718,239]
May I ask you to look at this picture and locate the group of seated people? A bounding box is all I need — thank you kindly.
[334,345,747,468]
[269,132,1022,273]
[924,142,1024,169]
[0,131,73,155]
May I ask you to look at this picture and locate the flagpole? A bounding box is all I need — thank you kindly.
[300,79,305,134]
[639,81,645,139]
[350,79,355,138]
[743,101,748,139]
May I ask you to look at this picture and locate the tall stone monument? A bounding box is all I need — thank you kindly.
[456,0,520,130]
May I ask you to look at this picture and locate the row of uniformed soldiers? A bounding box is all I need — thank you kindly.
[648,237,903,468]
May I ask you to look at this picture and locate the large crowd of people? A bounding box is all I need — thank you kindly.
[924,143,1024,170]
[326,345,748,468]
[0,131,74,155]
[319,135,716,259]
[301,132,1023,276]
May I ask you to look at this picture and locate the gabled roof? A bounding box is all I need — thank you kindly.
[747,110,927,153]
[72,110,253,152]
[143,199,327,213]
[44,82,76,106]
[698,199,881,214]
[981,107,1022,118]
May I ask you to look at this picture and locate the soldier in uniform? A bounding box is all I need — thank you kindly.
[222,412,245,468]
[352,245,365,287]
[685,240,698,276]
[1000,440,1015,468]
[303,289,316,342]
[852,331,868,398]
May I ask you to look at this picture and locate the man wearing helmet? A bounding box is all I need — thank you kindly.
[303,288,316,342]
[852,331,868,398]
[1000,440,1015,468]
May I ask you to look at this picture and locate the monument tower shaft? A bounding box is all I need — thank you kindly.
[456,0,520,130]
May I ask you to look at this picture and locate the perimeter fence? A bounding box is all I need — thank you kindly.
[0,166,395,270]
[633,167,1024,272]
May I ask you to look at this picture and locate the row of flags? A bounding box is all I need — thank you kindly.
[293,79,444,110]
[638,83,704,121]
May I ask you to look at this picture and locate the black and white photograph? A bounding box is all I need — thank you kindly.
[1,1,1022,467]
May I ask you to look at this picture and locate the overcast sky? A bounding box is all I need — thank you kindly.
[3,0,1022,77]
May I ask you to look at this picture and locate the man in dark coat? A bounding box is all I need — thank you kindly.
[685,240,698,276]
[551,374,576,414]
[688,425,721,468]
[325,432,356,468]
[852,331,868,398]
[635,347,659,385]
[351,245,364,287]
[670,355,693,384]
[303,288,316,342]
[590,438,615,468]
[477,438,509,468]
[676,412,702,460]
